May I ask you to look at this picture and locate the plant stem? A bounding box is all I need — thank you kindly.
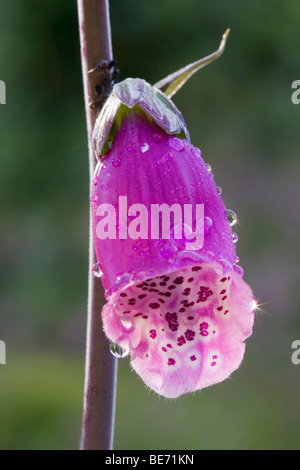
[77,0,117,450]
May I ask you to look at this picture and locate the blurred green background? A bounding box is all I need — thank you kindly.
[1,0,300,450]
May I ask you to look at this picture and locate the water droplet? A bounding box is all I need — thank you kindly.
[152,133,162,143]
[126,144,135,152]
[232,232,239,244]
[120,317,133,331]
[217,186,222,195]
[93,194,98,202]
[233,255,240,264]
[191,147,201,158]
[93,176,98,186]
[112,157,121,167]
[141,143,149,153]
[204,216,213,235]
[92,262,103,278]
[163,151,173,162]
[206,163,212,172]
[110,342,129,358]
[234,265,244,277]
[226,209,237,226]
[115,273,134,291]
[159,242,178,259]
[168,137,185,152]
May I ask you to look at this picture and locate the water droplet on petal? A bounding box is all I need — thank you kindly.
[115,273,134,291]
[93,194,98,202]
[159,242,178,259]
[163,151,173,162]
[234,265,244,277]
[152,133,162,143]
[141,143,149,153]
[191,147,201,158]
[93,176,98,186]
[92,262,103,278]
[204,216,213,235]
[206,163,212,172]
[217,186,222,195]
[120,317,134,331]
[232,232,239,244]
[168,137,185,152]
[226,209,237,226]
[126,143,135,152]
[112,157,121,167]
[110,342,129,358]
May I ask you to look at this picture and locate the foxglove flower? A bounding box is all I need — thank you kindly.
[91,31,255,398]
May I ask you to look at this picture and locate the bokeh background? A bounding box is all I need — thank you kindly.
[1,0,300,450]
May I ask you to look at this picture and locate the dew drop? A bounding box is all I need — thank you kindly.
[93,194,98,202]
[226,209,237,226]
[206,163,212,172]
[126,144,135,152]
[152,133,162,143]
[159,242,178,259]
[204,216,213,235]
[234,265,244,277]
[168,137,185,152]
[191,147,201,158]
[232,232,239,244]
[141,143,149,153]
[92,262,103,278]
[163,151,173,162]
[112,157,121,167]
[93,176,98,186]
[110,342,129,358]
[217,186,222,195]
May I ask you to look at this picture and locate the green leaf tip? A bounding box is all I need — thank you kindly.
[154,28,231,98]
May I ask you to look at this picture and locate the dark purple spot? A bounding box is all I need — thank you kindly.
[162,347,167,352]
[164,276,170,281]
[158,298,165,304]
[150,329,156,339]
[179,308,186,313]
[165,312,179,332]
[164,292,171,297]
[159,282,167,286]
[197,286,213,302]
[168,285,176,290]
[222,296,227,301]
[138,294,146,299]
[120,293,127,297]
[177,336,186,346]
[185,329,195,341]
[143,315,148,319]
[221,277,227,282]
[224,310,229,315]
[190,355,196,361]
[137,284,144,288]
[167,344,172,348]
[174,276,184,285]
[217,306,223,311]
[168,358,176,366]
[188,277,194,282]
[220,289,226,295]
[149,303,160,309]
[187,316,194,320]
[134,313,142,317]
[192,266,202,272]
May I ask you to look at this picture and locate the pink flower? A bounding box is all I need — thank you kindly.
[90,77,255,398]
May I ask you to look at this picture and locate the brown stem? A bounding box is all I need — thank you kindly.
[77,0,117,450]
